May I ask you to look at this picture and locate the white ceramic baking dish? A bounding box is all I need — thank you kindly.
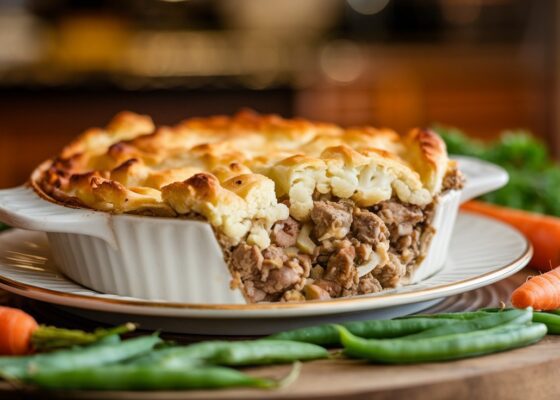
[0,156,507,304]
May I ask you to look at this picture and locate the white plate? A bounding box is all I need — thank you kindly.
[0,212,531,334]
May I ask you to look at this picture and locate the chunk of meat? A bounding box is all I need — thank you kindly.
[259,262,304,294]
[271,217,300,248]
[310,201,353,241]
[243,280,267,302]
[262,245,288,269]
[231,244,263,279]
[314,279,342,298]
[313,239,352,266]
[351,208,389,245]
[377,201,423,241]
[358,273,383,294]
[377,201,423,227]
[325,246,357,290]
[372,252,406,288]
[257,249,309,295]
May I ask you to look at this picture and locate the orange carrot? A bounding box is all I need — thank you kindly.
[0,306,38,355]
[511,266,560,310]
[461,200,560,272]
[0,306,136,356]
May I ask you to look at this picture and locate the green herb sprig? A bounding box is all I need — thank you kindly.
[434,125,560,216]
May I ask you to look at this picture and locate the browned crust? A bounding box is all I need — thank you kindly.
[402,128,450,194]
[32,110,456,239]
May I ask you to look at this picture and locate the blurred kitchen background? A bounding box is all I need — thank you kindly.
[0,0,558,188]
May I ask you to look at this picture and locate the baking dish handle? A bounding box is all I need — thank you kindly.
[454,156,509,203]
[0,185,116,247]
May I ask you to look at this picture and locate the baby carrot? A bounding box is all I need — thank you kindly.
[0,306,39,355]
[511,266,560,310]
[0,306,135,356]
[462,201,560,272]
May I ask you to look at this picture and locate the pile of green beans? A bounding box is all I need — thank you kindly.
[1,307,557,391]
[268,308,535,346]
[0,335,161,379]
[0,334,326,391]
[269,307,553,364]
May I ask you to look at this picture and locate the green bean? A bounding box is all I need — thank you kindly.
[336,323,546,364]
[0,335,161,379]
[398,311,492,320]
[210,340,328,366]
[532,312,560,334]
[128,342,215,366]
[26,365,282,391]
[402,308,533,340]
[268,318,458,346]
[483,307,560,335]
[144,341,243,366]
[126,343,186,366]
[31,323,136,351]
[131,340,327,367]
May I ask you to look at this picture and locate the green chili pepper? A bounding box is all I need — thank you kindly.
[26,365,283,391]
[131,340,327,367]
[336,323,547,364]
[0,335,161,379]
[402,308,533,340]
[268,318,458,346]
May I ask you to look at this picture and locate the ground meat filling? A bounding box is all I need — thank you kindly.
[228,170,461,302]
[442,168,465,192]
